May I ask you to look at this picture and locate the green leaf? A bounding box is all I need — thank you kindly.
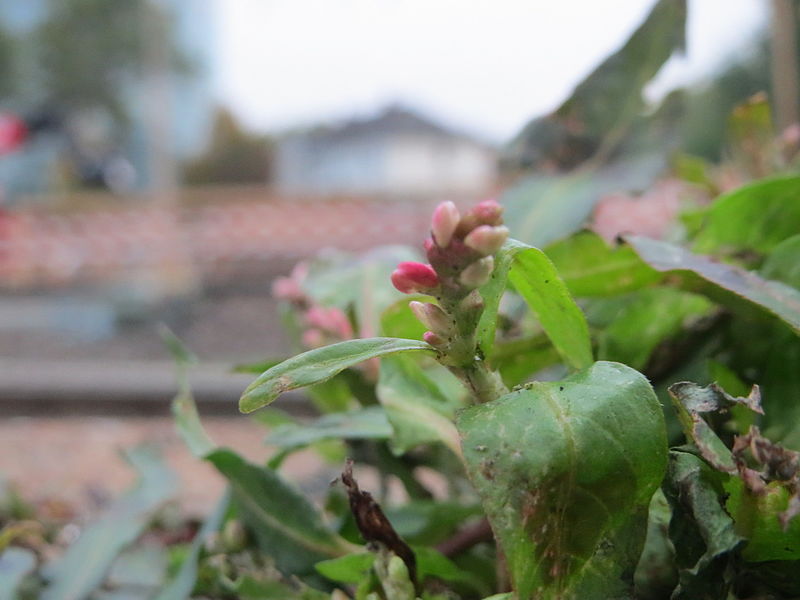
[154,491,230,600]
[380,296,430,340]
[205,449,354,575]
[626,235,800,332]
[42,446,177,600]
[662,450,744,600]
[597,288,714,370]
[504,0,686,171]
[376,356,462,456]
[761,233,800,289]
[725,478,800,562]
[0,547,36,600]
[501,154,667,248]
[504,240,593,370]
[265,406,392,451]
[693,175,800,256]
[489,334,561,387]
[315,552,374,583]
[457,361,667,599]
[172,380,216,459]
[551,0,686,140]
[545,231,661,297]
[240,338,435,413]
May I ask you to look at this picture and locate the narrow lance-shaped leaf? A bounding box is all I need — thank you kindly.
[377,356,463,457]
[42,446,177,600]
[626,235,800,332]
[0,547,36,600]
[506,240,593,370]
[458,361,667,599]
[544,231,661,297]
[478,240,593,370]
[206,449,357,575]
[264,406,392,452]
[154,490,230,600]
[240,337,435,413]
[692,175,800,256]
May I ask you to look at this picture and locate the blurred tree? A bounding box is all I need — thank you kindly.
[183,107,272,186]
[33,0,187,126]
[0,24,16,99]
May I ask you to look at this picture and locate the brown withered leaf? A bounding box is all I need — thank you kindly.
[668,381,763,415]
[338,459,416,584]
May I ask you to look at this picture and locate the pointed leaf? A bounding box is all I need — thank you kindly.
[506,240,593,369]
[693,175,800,256]
[376,356,462,456]
[0,547,36,600]
[154,491,230,600]
[265,406,392,451]
[205,449,355,575]
[544,231,661,297]
[240,338,435,413]
[42,446,176,600]
[626,235,800,332]
[457,361,667,599]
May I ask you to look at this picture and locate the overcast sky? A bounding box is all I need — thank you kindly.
[212,0,766,143]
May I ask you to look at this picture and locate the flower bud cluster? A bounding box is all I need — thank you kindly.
[272,261,354,349]
[391,199,508,355]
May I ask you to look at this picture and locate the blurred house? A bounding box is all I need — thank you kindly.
[275,106,497,196]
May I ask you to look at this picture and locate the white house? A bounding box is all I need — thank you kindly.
[274,106,497,196]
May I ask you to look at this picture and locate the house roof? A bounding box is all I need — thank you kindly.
[287,106,492,148]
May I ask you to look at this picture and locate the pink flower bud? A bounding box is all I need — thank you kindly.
[301,328,325,348]
[423,331,447,348]
[271,276,303,301]
[459,256,494,288]
[463,225,509,255]
[409,300,453,335]
[431,201,460,248]
[391,262,439,294]
[473,199,504,225]
[306,306,353,339]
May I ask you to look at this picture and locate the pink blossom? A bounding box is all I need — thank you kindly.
[423,331,446,347]
[391,262,439,294]
[409,300,452,335]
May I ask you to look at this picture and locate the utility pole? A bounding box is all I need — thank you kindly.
[770,0,800,131]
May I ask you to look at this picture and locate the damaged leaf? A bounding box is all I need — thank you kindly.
[625,235,800,332]
[663,450,744,599]
[240,337,435,413]
[669,381,763,415]
[457,361,667,599]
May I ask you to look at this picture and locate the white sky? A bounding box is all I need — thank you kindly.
[212,0,767,143]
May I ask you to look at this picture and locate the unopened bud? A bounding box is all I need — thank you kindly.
[473,199,504,225]
[464,225,509,255]
[409,300,452,335]
[391,262,439,294]
[459,289,484,314]
[459,256,494,288]
[221,519,247,552]
[301,328,325,348]
[306,306,353,339]
[431,201,460,248]
[423,331,447,347]
[271,276,304,301]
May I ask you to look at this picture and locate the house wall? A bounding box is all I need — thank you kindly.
[276,133,496,196]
